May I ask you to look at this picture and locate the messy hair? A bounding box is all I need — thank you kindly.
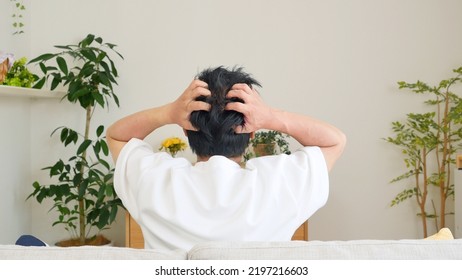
[186,66,261,158]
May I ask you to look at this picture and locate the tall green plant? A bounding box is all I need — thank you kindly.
[385,66,462,237]
[27,34,124,245]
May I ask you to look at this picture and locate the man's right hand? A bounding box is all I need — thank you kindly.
[225,83,273,134]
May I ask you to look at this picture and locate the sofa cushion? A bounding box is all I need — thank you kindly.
[0,245,187,260]
[188,239,462,260]
[425,228,454,240]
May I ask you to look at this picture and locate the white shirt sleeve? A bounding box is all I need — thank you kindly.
[113,138,158,220]
[246,146,329,225]
[293,146,329,222]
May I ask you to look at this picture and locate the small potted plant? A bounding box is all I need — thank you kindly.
[244,130,291,160]
[1,57,35,87]
[159,136,188,157]
[27,34,124,246]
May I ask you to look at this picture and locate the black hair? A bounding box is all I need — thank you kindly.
[186,66,261,158]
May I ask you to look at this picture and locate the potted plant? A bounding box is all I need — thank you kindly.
[27,34,124,246]
[244,130,291,160]
[1,56,35,87]
[384,66,462,237]
[159,136,188,157]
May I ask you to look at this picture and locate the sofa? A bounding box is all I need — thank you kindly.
[1,230,461,260]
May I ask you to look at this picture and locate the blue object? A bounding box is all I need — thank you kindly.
[15,235,47,247]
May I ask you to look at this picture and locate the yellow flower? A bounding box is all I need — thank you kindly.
[159,137,188,157]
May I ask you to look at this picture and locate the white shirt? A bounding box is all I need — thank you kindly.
[114,138,329,251]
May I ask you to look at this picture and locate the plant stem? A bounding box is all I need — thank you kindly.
[78,105,92,245]
[431,199,439,233]
[417,147,428,238]
[439,89,450,229]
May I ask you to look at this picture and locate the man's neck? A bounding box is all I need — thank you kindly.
[197,155,243,164]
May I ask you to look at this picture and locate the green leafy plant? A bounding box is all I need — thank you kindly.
[27,34,124,246]
[10,0,26,35]
[244,130,291,160]
[384,66,462,237]
[1,57,36,87]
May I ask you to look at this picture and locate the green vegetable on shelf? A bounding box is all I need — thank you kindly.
[2,57,36,88]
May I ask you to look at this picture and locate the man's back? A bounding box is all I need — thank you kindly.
[114,139,329,250]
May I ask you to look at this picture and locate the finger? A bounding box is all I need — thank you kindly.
[186,80,210,99]
[226,89,249,101]
[191,79,208,89]
[234,125,251,134]
[225,102,246,113]
[232,83,252,94]
[189,100,211,112]
[182,124,198,131]
[184,123,198,131]
[192,87,211,99]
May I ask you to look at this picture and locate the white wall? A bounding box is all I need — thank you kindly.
[0,0,31,58]
[0,0,11,49]
[0,96,32,244]
[2,0,462,246]
[0,0,33,245]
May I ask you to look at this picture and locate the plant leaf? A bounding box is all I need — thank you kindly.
[29,53,55,64]
[80,34,95,48]
[32,77,46,89]
[77,139,92,155]
[56,56,68,75]
[100,140,109,156]
[81,49,97,62]
[54,45,72,50]
[96,125,104,137]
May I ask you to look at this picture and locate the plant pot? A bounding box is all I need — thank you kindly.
[253,143,276,157]
[0,58,8,83]
[55,234,111,247]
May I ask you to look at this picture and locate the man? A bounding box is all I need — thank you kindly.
[107,66,346,250]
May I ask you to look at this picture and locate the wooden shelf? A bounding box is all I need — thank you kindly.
[0,85,64,99]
